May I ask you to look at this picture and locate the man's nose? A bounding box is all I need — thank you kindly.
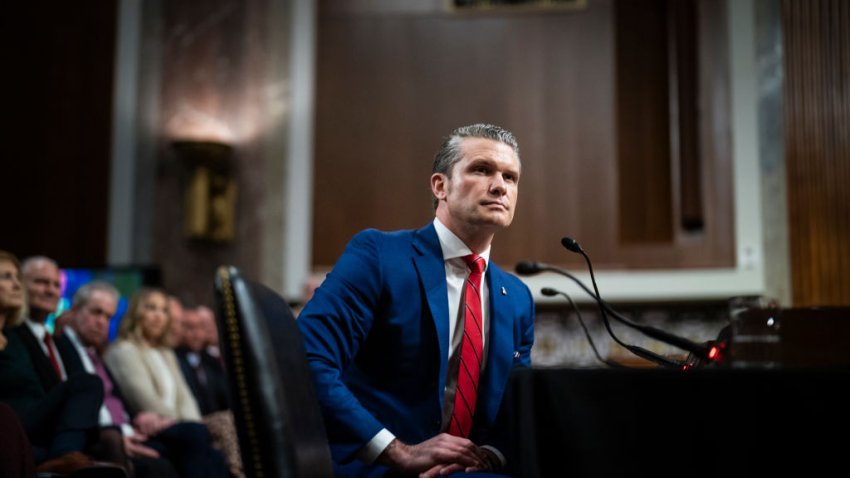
[490,175,507,194]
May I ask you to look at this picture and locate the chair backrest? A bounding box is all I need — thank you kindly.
[213,266,333,478]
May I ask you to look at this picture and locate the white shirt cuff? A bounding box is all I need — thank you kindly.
[358,428,396,464]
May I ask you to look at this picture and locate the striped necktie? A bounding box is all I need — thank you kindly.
[448,254,485,437]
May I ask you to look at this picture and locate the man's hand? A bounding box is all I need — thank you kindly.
[419,447,502,478]
[133,411,175,436]
[123,433,160,459]
[376,434,494,477]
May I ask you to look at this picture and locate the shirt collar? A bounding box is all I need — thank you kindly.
[433,218,491,267]
[63,327,87,354]
[25,318,47,340]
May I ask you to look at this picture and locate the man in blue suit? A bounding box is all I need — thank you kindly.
[298,124,535,477]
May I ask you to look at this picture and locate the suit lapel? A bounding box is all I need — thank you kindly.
[56,334,84,376]
[411,224,451,403]
[480,264,513,422]
[14,325,61,391]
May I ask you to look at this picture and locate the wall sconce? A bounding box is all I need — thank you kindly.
[172,140,237,243]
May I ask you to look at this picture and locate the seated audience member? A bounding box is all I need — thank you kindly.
[104,288,243,478]
[175,306,229,416]
[173,305,237,474]
[17,255,134,472]
[195,305,223,367]
[16,256,73,389]
[167,295,186,349]
[0,250,124,477]
[104,287,201,420]
[64,281,228,478]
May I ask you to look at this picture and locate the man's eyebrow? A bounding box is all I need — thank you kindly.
[467,157,497,166]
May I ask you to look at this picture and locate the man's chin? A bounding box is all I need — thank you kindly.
[476,215,512,229]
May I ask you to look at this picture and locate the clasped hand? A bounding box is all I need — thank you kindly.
[378,433,501,477]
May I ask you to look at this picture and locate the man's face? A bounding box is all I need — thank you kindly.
[23,259,61,317]
[140,292,170,343]
[0,259,24,312]
[72,289,117,348]
[181,309,206,352]
[433,137,521,232]
[197,306,219,346]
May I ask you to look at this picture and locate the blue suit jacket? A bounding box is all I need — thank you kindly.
[297,223,535,475]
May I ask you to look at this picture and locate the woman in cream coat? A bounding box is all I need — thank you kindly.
[105,287,243,477]
[104,287,201,421]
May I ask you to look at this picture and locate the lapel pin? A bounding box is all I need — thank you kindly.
[501,286,507,296]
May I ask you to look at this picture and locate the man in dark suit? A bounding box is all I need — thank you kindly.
[297,124,535,477]
[16,256,73,389]
[64,280,230,478]
[16,256,175,477]
[175,306,229,416]
[5,255,125,476]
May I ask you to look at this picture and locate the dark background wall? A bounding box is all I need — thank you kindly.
[3,1,117,267]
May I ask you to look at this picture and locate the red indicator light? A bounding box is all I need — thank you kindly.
[708,346,720,360]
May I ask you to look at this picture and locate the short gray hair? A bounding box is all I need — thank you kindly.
[72,281,120,309]
[431,123,520,209]
[21,256,59,277]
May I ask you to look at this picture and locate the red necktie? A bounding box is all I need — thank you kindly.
[449,254,485,438]
[42,333,62,379]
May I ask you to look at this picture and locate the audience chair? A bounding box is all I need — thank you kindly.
[213,266,333,478]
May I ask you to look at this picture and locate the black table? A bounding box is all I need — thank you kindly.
[507,367,850,477]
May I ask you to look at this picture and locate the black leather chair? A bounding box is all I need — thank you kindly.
[213,266,333,478]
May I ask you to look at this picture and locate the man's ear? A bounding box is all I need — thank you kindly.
[431,173,448,200]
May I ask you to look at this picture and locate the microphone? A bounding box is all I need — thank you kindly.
[519,261,685,368]
[517,259,710,362]
[560,237,582,253]
[515,261,542,276]
[540,287,626,368]
[558,236,712,362]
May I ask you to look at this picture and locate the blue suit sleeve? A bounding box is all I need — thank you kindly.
[296,229,387,462]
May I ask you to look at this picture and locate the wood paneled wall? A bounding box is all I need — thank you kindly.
[782,0,850,306]
[313,0,734,271]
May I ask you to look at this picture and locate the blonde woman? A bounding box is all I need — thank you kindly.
[104,288,200,420]
[105,287,243,478]
[0,250,26,349]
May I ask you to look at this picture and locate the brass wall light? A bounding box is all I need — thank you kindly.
[172,140,237,243]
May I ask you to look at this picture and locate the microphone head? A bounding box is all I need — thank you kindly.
[540,287,559,297]
[515,261,541,275]
[561,237,583,253]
